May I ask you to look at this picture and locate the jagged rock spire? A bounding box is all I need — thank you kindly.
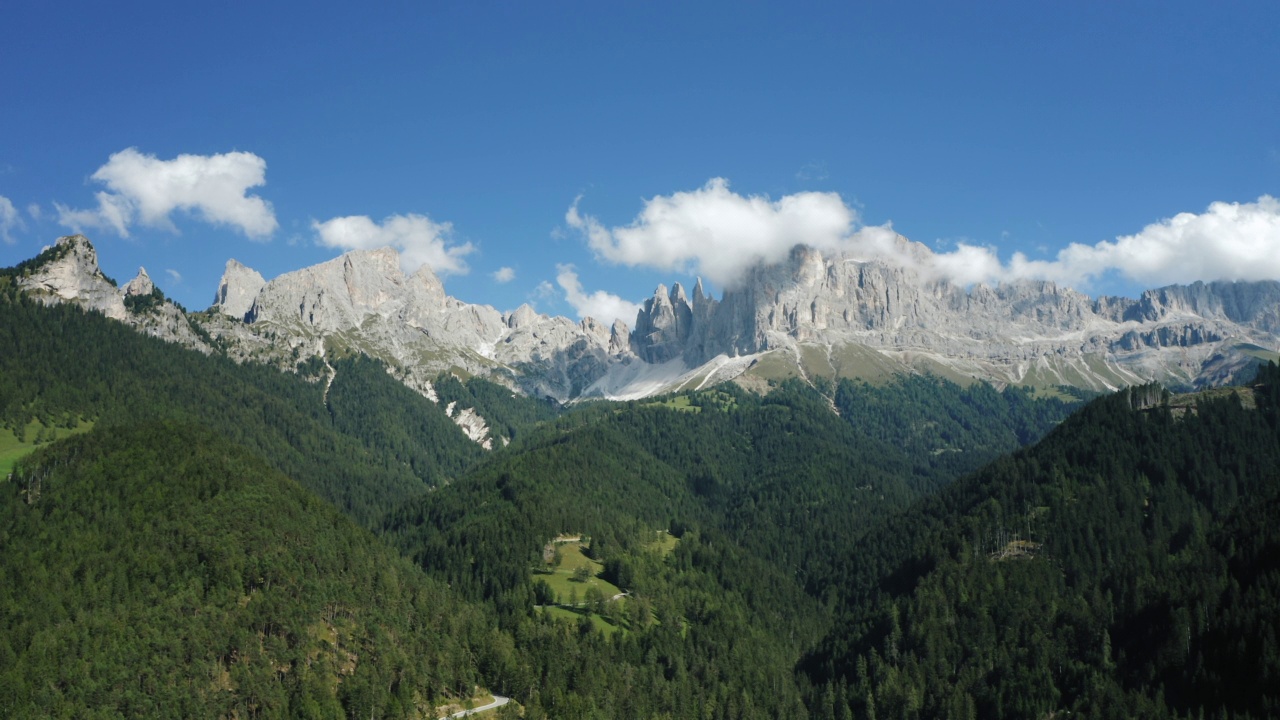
[213,259,266,321]
[124,267,154,297]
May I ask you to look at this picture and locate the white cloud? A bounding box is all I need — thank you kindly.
[55,148,277,239]
[492,266,516,283]
[532,280,556,300]
[0,195,23,244]
[555,264,642,326]
[568,180,1280,291]
[164,269,182,285]
[568,178,859,289]
[1024,196,1280,287]
[312,213,474,275]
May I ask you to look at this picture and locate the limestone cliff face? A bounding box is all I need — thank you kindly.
[17,235,128,321]
[123,267,155,298]
[631,283,695,363]
[207,247,634,401]
[212,260,265,321]
[14,234,1279,401]
[627,239,1280,391]
[16,236,211,352]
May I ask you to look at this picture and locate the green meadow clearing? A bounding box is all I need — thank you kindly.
[0,420,94,477]
[536,539,624,605]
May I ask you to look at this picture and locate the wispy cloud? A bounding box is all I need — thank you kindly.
[164,268,182,285]
[555,264,641,326]
[568,179,1280,290]
[55,148,277,239]
[795,160,829,182]
[492,266,516,283]
[312,213,474,275]
[0,195,24,244]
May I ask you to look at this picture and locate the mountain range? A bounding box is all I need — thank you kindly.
[4,232,1279,718]
[15,234,1280,402]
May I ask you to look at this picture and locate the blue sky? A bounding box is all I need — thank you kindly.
[2,1,1278,324]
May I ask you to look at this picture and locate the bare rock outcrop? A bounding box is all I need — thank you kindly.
[17,235,128,321]
[15,236,212,353]
[626,238,1280,391]
[14,234,1276,402]
[213,259,266,321]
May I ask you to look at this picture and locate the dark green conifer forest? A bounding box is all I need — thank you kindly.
[2,262,1278,718]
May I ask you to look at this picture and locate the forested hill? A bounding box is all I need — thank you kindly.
[31,259,1275,718]
[385,376,1076,607]
[0,281,534,526]
[803,363,1280,719]
[380,377,1077,718]
[0,422,506,718]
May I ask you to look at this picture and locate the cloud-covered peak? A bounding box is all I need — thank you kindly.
[55,148,278,239]
[568,180,1280,291]
[567,178,858,289]
[312,213,474,276]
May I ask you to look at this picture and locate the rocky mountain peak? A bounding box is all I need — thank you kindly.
[123,267,155,297]
[609,319,631,356]
[12,234,1277,403]
[213,259,266,321]
[580,316,610,345]
[15,235,211,352]
[692,277,708,305]
[18,234,127,321]
[408,263,447,308]
[1123,281,1280,333]
[633,282,695,363]
[505,304,540,329]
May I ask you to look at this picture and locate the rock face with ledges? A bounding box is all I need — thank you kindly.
[212,260,265,321]
[625,238,1280,391]
[17,235,128,321]
[16,236,212,352]
[206,247,632,401]
[123,267,155,298]
[12,234,1280,400]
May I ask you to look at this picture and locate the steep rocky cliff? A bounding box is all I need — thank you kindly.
[11,235,1280,401]
[208,246,630,401]
[14,235,212,352]
[624,239,1280,393]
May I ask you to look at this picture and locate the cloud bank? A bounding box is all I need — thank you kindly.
[313,213,474,275]
[568,179,1280,290]
[567,178,858,289]
[556,264,642,327]
[56,148,277,238]
[0,195,23,244]
[1019,196,1280,287]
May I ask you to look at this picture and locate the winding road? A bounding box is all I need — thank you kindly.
[442,694,511,718]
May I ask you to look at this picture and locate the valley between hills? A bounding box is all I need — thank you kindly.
[2,237,1279,718]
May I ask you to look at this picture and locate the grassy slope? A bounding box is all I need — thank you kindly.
[536,541,623,605]
[0,420,93,477]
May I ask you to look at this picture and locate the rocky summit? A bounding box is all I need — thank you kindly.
[622,239,1280,395]
[13,234,1280,402]
[14,235,212,352]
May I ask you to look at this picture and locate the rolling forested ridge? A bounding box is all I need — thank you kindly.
[2,262,1279,718]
